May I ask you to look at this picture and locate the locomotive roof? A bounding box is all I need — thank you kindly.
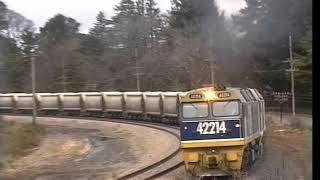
[180,87,263,103]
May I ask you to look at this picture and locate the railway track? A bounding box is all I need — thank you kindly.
[1,114,184,180]
[102,118,184,180]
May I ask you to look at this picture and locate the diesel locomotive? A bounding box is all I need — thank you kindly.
[178,86,266,178]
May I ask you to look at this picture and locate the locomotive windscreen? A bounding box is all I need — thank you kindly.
[212,101,240,116]
[182,102,208,118]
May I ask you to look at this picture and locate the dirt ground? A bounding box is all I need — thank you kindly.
[0,116,179,180]
[246,123,312,180]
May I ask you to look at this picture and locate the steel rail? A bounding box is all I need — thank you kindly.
[144,161,184,180]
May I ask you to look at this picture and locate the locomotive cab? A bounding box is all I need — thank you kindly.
[178,86,265,178]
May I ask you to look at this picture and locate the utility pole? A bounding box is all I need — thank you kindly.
[204,59,216,86]
[284,33,296,116]
[207,31,216,87]
[136,68,141,91]
[62,57,66,92]
[134,48,141,91]
[289,34,296,116]
[31,54,37,125]
[209,60,215,86]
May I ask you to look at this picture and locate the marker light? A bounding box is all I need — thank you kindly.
[204,91,216,100]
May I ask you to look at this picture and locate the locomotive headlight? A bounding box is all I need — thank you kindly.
[226,152,238,161]
[204,91,216,100]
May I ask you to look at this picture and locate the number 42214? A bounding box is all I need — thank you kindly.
[196,121,227,134]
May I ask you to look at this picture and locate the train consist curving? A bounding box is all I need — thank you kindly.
[0,91,182,123]
[0,86,266,179]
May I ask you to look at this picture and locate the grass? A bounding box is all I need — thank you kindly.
[305,130,312,180]
[0,120,45,163]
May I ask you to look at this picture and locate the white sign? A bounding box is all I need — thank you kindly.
[272,92,291,103]
[196,121,227,135]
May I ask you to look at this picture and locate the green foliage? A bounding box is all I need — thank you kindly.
[38,14,84,92]
[81,12,110,65]
[40,14,80,46]
[0,1,8,31]
[295,29,312,93]
[233,0,312,93]
[89,11,112,40]
[300,29,312,61]
[168,0,232,89]
[0,2,34,92]
[1,37,28,92]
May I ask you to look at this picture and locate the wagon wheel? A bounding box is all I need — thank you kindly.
[250,149,256,163]
[240,148,250,172]
[258,142,264,158]
[246,148,255,168]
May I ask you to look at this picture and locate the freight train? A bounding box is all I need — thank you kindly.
[0,86,265,179]
[0,91,182,123]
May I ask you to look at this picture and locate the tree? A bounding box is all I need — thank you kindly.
[295,29,312,93]
[0,1,35,92]
[110,0,143,90]
[89,11,112,40]
[2,37,26,91]
[6,9,34,41]
[21,27,37,57]
[38,14,83,92]
[19,27,37,90]
[232,0,312,92]
[168,0,231,89]
[0,1,8,32]
[0,1,8,91]
[112,0,140,53]
[40,14,80,46]
[144,0,162,55]
[79,12,115,91]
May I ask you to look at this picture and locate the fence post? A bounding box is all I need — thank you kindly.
[280,102,283,124]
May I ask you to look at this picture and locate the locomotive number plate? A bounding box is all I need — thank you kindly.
[196,121,226,134]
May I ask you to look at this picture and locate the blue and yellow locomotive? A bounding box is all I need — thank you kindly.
[178,86,266,178]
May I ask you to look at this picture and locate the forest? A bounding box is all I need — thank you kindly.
[0,0,312,110]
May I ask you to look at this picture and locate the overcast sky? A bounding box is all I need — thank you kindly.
[3,0,246,33]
